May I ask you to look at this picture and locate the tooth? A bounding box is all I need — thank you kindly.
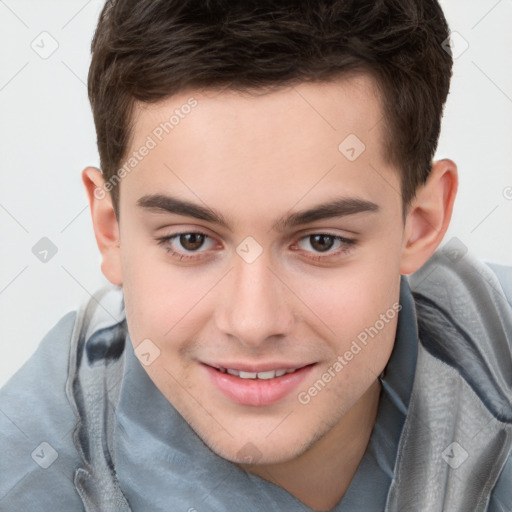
[239,371,258,379]
[225,367,298,379]
[256,370,276,380]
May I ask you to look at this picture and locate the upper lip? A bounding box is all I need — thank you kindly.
[204,362,315,373]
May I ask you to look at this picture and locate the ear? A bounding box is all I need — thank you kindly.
[400,159,458,275]
[82,166,123,286]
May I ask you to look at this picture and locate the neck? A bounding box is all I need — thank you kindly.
[241,379,382,511]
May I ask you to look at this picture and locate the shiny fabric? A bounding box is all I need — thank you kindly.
[387,253,512,511]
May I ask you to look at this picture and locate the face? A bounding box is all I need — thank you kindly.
[114,75,405,464]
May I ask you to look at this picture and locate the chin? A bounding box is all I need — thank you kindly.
[221,443,303,466]
[195,421,325,467]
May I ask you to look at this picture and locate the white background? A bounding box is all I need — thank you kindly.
[1,0,511,386]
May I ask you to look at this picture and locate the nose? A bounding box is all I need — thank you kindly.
[214,250,295,348]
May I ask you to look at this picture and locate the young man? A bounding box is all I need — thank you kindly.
[1,0,511,510]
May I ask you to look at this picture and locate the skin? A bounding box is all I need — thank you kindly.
[82,74,457,511]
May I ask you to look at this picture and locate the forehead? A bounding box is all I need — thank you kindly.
[131,73,385,150]
[121,74,399,217]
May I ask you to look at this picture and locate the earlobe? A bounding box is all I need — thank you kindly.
[81,166,123,286]
[400,159,458,275]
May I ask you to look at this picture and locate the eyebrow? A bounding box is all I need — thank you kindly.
[136,194,379,232]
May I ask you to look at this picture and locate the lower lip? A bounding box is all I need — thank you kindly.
[202,364,315,407]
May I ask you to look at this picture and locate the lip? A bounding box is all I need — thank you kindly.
[205,361,310,373]
[202,362,316,407]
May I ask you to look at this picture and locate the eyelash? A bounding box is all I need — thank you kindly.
[155,231,356,262]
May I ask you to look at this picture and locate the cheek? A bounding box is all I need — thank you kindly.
[291,254,400,333]
[120,244,217,348]
[120,239,174,341]
[288,247,401,385]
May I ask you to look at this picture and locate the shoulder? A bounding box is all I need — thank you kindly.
[409,247,512,298]
[408,248,512,345]
[407,248,512,418]
[486,261,512,305]
[394,251,512,509]
[0,310,83,508]
[0,288,121,510]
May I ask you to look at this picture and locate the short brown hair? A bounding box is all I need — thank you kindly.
[88,0,452,218]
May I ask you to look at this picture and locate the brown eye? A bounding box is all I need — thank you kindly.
[309,234,336,252]
[294,232,356,261]
[155,231,216,261]
[179,233,206,251]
